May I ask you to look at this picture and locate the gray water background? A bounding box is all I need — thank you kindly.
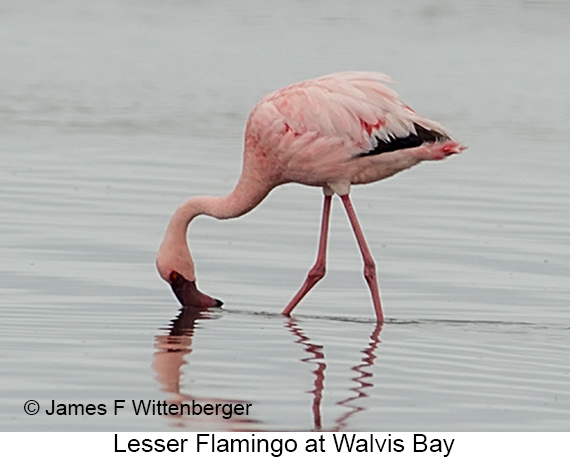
[1,0,569,431]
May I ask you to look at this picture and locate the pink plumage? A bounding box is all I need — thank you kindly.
[156,72,465,322]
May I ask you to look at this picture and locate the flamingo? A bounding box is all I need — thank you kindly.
[156,72,465,323]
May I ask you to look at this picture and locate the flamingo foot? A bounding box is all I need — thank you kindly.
[169,272,223,309]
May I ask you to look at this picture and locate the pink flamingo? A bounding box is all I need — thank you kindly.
[156,72,465,323]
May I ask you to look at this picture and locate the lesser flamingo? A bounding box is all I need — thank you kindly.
[156,72,465,323]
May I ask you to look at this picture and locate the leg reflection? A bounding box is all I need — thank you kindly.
[333,323,382,431]
[285,319,382,431]
[285,319,327,431]
[285,319,383,431]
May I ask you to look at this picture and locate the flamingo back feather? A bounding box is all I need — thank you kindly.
[244,72,458,190]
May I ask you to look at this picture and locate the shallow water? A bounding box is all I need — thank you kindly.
[1,0,569,431]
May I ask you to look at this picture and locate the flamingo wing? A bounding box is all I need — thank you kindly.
[247,72,450,160]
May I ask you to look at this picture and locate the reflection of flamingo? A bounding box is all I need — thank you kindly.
[285,320,327,431]
[155,308,383,430]
[156,72,465,322]
[333,324,382,431]
[286,319,382,431]
[153,308,259,430]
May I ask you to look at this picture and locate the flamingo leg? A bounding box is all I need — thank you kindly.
[282,194,332,316]
[340,194,384,323]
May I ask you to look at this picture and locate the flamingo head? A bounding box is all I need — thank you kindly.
[168,271,223,309]
[155,244,223,309]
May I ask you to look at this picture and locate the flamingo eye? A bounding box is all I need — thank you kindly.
[170,271,179,282]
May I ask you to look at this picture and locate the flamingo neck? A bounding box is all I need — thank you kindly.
[156,175,272,283]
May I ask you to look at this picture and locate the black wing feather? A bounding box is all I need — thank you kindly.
[356,123,449,157]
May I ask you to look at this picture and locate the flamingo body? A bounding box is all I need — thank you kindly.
[156,72,465,322]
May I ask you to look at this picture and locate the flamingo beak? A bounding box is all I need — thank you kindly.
[169,271,223,309]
